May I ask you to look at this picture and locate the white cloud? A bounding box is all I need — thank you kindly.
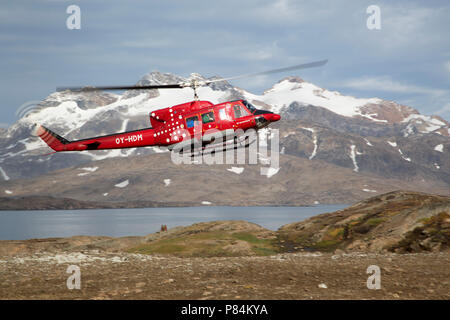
[337,75,450,121]
[1,0,450,125]
[340,76,446,96]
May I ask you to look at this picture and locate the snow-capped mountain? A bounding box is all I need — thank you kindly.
[0,71,448,184]
[240,76,449,136]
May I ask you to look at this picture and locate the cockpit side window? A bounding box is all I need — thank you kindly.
[242,100,257,114]
[233,104,249,118]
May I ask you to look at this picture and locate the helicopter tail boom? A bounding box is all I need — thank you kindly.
[34,124,158,152]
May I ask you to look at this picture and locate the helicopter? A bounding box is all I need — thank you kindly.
[34,60,327,153]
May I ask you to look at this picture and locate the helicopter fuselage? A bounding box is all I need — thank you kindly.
[35,99,280,153]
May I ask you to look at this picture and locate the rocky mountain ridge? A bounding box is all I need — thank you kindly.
[0,71,448,203]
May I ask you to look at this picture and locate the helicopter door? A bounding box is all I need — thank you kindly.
[200,110,216,131]
[200,110,219,143]
[216,105,235,142]
[184,114,201,141]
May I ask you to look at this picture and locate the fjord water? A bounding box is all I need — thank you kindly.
[0,205,347,240]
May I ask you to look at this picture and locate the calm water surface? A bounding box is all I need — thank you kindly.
[0,205,347,240]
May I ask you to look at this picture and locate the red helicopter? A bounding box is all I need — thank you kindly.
[35,60,327,153]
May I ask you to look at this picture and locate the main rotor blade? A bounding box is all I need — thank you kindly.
[205,59,328,84]
[57,59,327,92]
[57,83,184,92]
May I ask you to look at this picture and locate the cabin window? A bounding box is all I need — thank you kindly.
[201,111,215,124]
[233,105,249,118]
[219,108,228,120]
[186,115,199,128]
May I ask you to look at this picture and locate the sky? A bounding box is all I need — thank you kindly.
[0,0,449,127]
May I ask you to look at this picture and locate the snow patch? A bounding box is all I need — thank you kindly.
[363,188,377,193]
[0,166,10,181]
[302,128,318,160]
[77,166,99,176]
[364,138,373,146]
[115,180,129,188]
[164,179,171,186]
[201,201,212,205]
[434,144,444,152]
[356,112,388,123]
[4,190,13,194]
[402,114,445,126]
[246,79,382,118]
[103,193,108,196]
[349,145,359,172]
[77,172,90,176]
[260,167,280,178]
[120,119,130,132]
[397,149,411,162]
[227,167,244,174]
[402,114,447,134]
[387,141,397,147]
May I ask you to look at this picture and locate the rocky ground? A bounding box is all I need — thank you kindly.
[0,251,448,299]
[0,191,448,300]
[279,191,450,253]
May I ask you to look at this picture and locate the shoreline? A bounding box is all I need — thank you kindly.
[0,195,321,211]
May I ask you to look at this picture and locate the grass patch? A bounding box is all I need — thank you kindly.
[325,227,344,240]
[311,240,341,251]
[252,247,278,256]
[233,232,270,245]
[420,212,449,226]
[127,231,279,257]
[366,218,386,226]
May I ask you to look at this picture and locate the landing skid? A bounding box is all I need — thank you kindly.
[179,135,255,158]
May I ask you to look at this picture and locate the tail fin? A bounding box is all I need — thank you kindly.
[33,124,70,151]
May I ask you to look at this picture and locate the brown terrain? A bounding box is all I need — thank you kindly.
[1,152,450,210]
[0,191,449,299]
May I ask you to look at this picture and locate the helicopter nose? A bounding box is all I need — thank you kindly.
[270,113,281,122]
[263,113,281,122]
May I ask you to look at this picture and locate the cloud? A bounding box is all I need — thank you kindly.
[338,75,450,120]
[1,0,449,125]
[340,76,446,96]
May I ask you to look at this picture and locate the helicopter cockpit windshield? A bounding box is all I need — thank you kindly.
[242,100,257,114]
